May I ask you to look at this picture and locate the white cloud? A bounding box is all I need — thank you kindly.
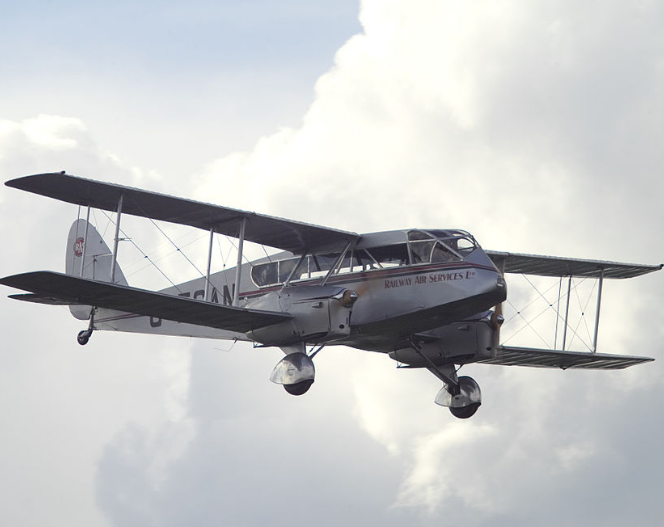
[393,422,499,513]
[187,1,664,524]
[22,115,87,149]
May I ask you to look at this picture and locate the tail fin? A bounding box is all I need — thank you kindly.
[66,219,128,285]
[66,219,127,320]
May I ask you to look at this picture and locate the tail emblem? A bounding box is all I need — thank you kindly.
[74,238,85,257]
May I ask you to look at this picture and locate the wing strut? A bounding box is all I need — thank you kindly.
[592,269,604,352]
[321,242,352,286]
[232,218,247,307]
[110,194,123,283]
[561,275,572,350]
[79,205,91,277]
[204,227,214,302]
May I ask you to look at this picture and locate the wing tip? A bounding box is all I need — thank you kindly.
[5,171,69,188]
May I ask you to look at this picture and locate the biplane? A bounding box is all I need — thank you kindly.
[1,172,661,418]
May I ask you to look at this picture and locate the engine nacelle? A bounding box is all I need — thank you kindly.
[246,285,356,346]
[389,316,496,366]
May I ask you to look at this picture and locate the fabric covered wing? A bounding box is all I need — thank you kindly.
[6,173,359,254]
[486,251,662,279]
[0,271,290,333]
[479,345,654,370]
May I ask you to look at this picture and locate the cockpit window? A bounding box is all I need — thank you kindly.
[408,230,480,263]
[424,229,478,256]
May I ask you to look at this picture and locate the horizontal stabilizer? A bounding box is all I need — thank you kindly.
[0,271,291,333]
[480,345,654,370]
[6,173,359,253]
[486,251,662,279]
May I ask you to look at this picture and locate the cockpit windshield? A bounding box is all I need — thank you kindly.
[427,230,478,254]
[408,230,478,264]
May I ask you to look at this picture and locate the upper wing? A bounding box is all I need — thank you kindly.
[0,271,291,333]
[6,172,359,254]
[480,345,653,369]
[486,250,662,279]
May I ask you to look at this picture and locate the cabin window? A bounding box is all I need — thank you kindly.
[251,251,368,287]
[306,254,337,278]
[251,244,414,288]
[278,258,299,283]
[333,250,377,273]
[365,244,410,268]
[251,261,279,287]
[251,258,306,287]
[409,231,436,264]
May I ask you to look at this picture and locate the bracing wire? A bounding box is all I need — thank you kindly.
[90,209,274,298]
[567,279,597,351]
[148,218,207,278]
[502,274,594,351]
[98,210,184,293]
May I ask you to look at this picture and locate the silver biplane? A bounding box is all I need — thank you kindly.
[1,172,661,418]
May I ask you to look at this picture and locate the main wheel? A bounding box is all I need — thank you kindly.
[284,379,314,396]
[77,330,91,346]
[450,402,481,419]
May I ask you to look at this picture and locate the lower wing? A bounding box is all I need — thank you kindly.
[0,271,290,333]
[480,345,654,370]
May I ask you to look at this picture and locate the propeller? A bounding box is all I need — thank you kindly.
[491,258,506,349]
[490,301,505,349]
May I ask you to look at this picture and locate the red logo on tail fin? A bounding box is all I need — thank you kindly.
[74,238,84,257]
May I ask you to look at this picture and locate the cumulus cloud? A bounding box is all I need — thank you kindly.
[0,116,197,527]
[184,1,664,524]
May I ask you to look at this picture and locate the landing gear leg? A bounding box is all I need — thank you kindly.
[408,337,482,418]
[77,308,95,346]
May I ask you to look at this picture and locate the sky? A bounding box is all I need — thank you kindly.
[1,0,663,526]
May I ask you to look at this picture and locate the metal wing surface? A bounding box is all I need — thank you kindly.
[486,251,662,279]
[6,173,359,253]
[0,271,291,332]
[480,345,654,370]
